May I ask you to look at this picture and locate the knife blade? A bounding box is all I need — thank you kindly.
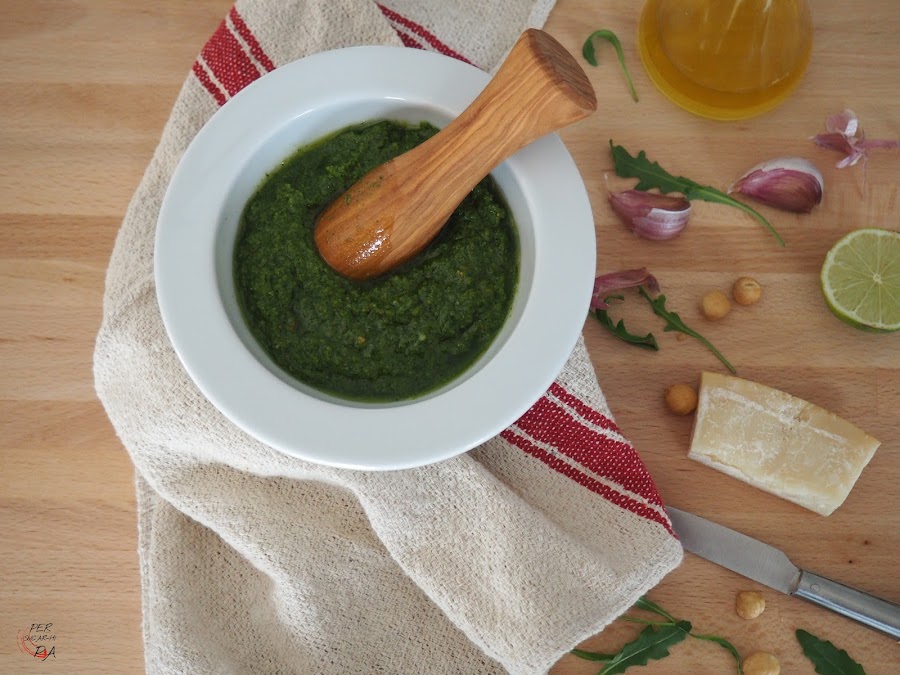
[666,507,900,639]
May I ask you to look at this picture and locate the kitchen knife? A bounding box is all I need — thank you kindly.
[666,506,900,639]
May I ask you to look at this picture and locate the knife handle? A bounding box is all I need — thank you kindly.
[795,571,900,639]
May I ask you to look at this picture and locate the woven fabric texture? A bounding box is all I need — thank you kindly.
[94,1,682,673]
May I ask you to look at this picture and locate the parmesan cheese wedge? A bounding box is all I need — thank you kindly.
[688,372,881,516]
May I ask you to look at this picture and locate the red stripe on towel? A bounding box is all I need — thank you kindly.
[376,3,473,64]
[549,381,621,435]
[188,8,672,536]
[548,383,666,508]
[200,20,264,96]
[515,396,664,507]
[501,427,674,536]
[395,29,425,50]
[229,7,276,72]
[192,61,227,106]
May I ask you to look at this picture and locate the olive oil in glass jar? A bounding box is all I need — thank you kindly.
[638,0,813,120]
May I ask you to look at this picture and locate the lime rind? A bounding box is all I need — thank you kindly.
[821,228,900,333]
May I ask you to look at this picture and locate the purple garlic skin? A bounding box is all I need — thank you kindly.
[591,267,660,310]
[730,158,823,214]
[813,108,900,168]
[608,189,691,240]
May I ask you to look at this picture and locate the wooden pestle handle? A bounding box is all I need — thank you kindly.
[314,29,597,280]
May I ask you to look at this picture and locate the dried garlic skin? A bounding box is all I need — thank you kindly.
[733,277,762,305]
[665,384,698,415]
[742,651,780,675]
[735,590,766,619]
[701,290,732,320]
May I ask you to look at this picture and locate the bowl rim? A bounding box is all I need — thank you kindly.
[155,45,596,470]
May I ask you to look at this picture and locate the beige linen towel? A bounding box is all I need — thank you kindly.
[94,1,683,673]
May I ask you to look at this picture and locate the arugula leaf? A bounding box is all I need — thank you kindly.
[570,648,614,662]
[621,617,677,627]
[796,629,866,675]
[574,597,747,674]
[633,596,677,622]
[638,287,736,373]
[582,30,639,102]
[609,141,785,246]
[598,622,692,675]
[690,632,743,674]
[593,297,659,351]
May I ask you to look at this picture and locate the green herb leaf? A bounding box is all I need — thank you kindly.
[638,287,736,373]
[633,596,677,622]
[796,629,866,675]
[609,141,785,246]
[593,301,659,350]
[596,622,691,675]
[582,30,639,102]
[620,617,677,627]
[690,632,743,674]
[570,648,615,662]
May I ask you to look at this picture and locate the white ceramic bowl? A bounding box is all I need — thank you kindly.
[155,46,595,470]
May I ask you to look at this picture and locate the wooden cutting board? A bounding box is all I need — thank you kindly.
[545,2,899,672]
[1,0,896,672]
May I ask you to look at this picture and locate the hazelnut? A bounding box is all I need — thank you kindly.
[665,383,698,415]
[733,277,762,305]
[735,590,766,619]
[742,651,780,675]
[701,290,732,320]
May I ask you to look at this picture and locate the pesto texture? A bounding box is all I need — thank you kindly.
[234,121,519,401]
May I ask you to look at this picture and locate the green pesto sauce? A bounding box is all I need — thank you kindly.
[233,121,519,402]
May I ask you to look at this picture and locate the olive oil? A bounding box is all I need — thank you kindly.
[638,0,813,120]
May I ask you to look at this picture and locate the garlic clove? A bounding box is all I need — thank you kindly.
[591,267,659,309]
[608,189,691,240]
[730,157,823,213]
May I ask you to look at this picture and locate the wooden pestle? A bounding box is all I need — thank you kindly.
[314,29,597,280]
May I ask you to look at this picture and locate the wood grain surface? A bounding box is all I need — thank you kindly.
[1,1,897,673]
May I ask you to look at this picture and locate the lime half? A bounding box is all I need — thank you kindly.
[821,228,900,333]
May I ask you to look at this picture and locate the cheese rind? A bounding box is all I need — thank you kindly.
[688,372,881,516]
